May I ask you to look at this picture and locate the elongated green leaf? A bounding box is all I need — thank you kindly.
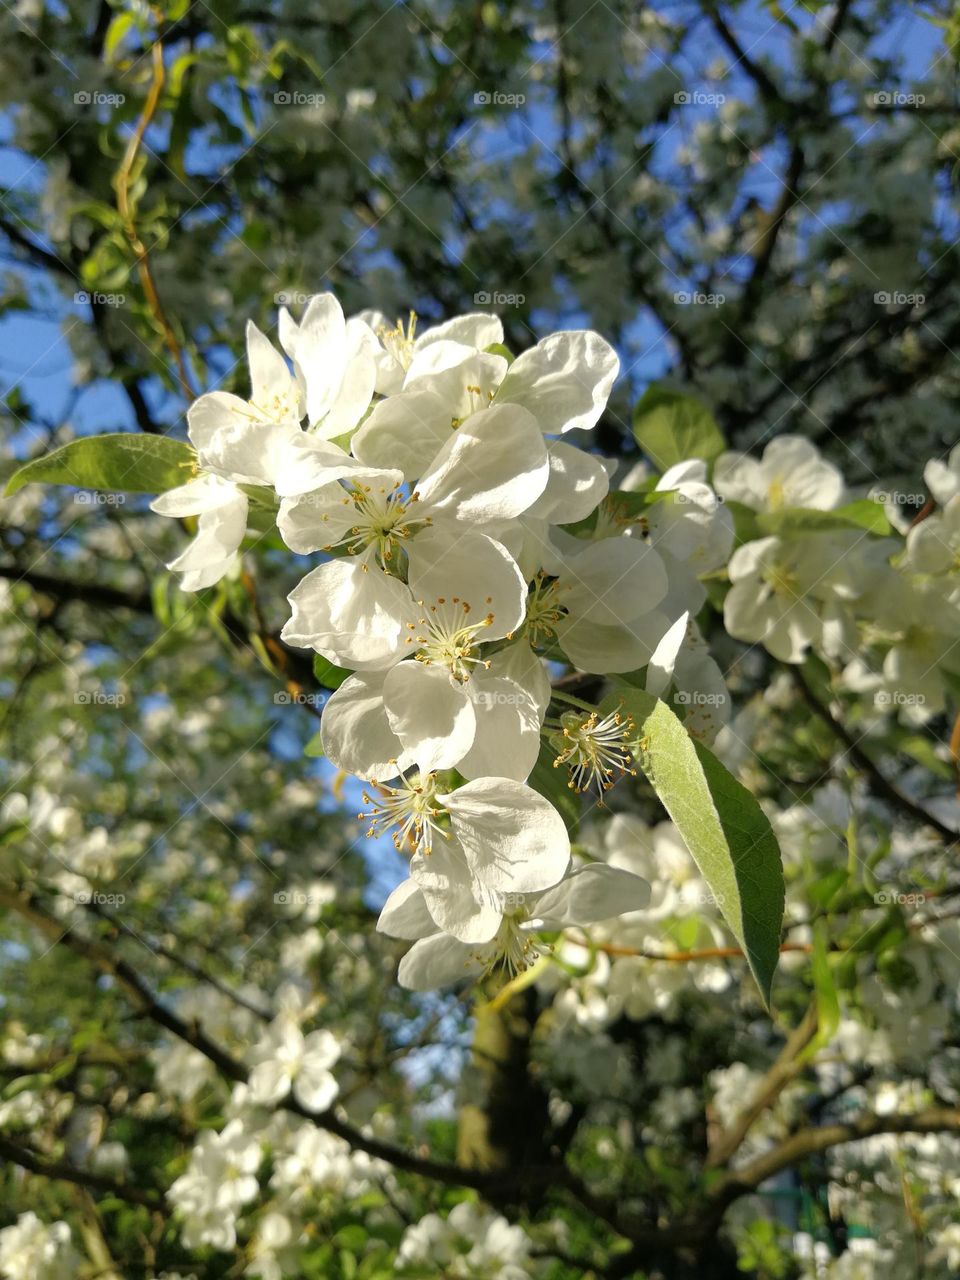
[607,688,784,1007]
[632,385,726,471]
[5,434,196,496]
[757,499,891,537]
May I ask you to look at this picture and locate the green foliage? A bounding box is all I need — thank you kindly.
[607,687,785,1007]
[632,385,726,471]
[757,499,893,537]
[5,434,195,495]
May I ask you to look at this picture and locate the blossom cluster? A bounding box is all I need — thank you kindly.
[717,437,960,722]
[152,294,731,985]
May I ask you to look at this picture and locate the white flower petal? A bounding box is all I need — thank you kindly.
[457,674,542,782]
[187,394,297,485]
[398,934,479,990]
[350,386,455,480]
[272,436,389,499]
[377,879,436,940]
[645,612,689,698]
[440,778,570,893]
[383,661,477,774]
[282,555,414,668]
[560,538,667,626]
[415,404,549,522]
[530,864,651,928]
[161,483,248,590]
[246,319,296,412]
[321,671,411,781]
[407,528,527,641]
[303,1028,340,1071]
[151,473,233,517]
[525,441,610,522]
[495,330,619,434]
[555,609,670,675]
[410,844,501,943]
[293,1065,338,1112]
[248,1059,291,1105]
[279,293,346,424]
[416,313,503,352]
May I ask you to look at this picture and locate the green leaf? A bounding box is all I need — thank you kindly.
[632,385,726,471]
[312,654,352,691]
[304,730,325,758]
[757,499,892,538]
[608,688,784,1007]
[5,434,196,496]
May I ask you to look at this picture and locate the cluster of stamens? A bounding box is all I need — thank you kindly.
[552,707,637,795]
[525,573,569,646]
[360,774,445,855]
[476,912,543,979]
[451,383,497,428]
[323,481,431,566]
[377,311,418,371]
[405,595,496,682]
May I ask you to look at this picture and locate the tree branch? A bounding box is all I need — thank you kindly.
[0,1134,163,1208]
[714,1106,960,1202]
[793,665,957,842]
[705,1001,818,1169]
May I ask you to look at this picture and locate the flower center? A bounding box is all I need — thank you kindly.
[761,560,800,600]
[248,384,302,425]
[360,774,445,855]
[406,596,496,682]
[477,911,542,979]
[551,707,637,795]
[377,311,418,370]
[328,482,431,566]
[451,383,496,428]
[526,573,569,646]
